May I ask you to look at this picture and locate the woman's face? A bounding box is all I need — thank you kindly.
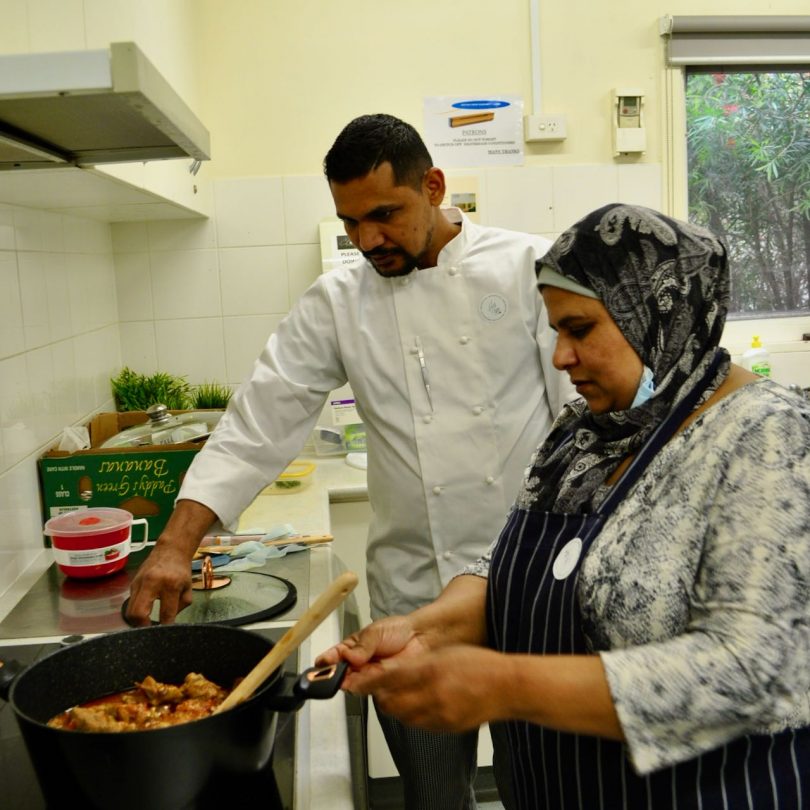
[542,286,644,414]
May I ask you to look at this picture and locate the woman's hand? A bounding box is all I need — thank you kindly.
[356,644,510,732]
[316,615,429,687]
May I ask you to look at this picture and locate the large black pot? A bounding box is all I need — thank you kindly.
[0,623,345,810]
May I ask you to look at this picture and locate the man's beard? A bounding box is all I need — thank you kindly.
[363,225,434,278]
[363,247,418,278]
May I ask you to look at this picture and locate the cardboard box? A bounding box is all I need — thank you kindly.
[39,411,206,540]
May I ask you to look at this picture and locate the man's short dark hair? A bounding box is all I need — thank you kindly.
[324,114,433,190]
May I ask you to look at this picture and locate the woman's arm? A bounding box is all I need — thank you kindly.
[322,574,623,738]
[587,391,810,774]
[318,574,490,675]
[362,646,623,738]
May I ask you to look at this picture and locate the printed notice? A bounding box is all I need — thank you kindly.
[319,219,362,274]
[423,96,524,168]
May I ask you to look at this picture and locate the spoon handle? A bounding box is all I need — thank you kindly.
[215,570,358,713]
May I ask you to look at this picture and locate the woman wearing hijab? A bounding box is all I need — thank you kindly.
[319,203,810,809]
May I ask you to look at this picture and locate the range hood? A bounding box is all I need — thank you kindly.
[0,42,210,170]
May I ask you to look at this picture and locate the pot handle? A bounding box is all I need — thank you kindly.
[266,660,349,712]
[0,659,25,702]
[129,518,155,552]
[294,660,349,700]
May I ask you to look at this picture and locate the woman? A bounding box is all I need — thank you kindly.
[319,204,810,809]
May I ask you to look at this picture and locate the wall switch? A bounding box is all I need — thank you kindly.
[524,114,567,142]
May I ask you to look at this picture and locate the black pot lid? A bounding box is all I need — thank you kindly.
[121,572,296,627]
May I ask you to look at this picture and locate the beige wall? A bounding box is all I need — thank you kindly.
[193,0,809,177]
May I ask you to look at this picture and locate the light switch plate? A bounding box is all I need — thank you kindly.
[524,114,567,142]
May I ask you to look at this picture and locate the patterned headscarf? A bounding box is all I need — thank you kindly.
[523,203,731,514]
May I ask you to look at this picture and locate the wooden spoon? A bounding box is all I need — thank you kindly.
[214,570,358,714]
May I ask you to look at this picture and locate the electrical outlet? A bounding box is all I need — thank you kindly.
[524,114,567,142]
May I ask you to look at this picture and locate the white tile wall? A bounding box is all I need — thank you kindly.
[0,205,120,601]
[111,165,671,392]
[219,246,289,316]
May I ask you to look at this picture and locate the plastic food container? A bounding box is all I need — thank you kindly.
[262,461,316,495]
[44,507,153,578]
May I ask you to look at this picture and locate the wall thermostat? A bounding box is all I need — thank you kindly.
[612,89,646,155]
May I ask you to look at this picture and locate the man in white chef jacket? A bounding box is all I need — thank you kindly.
[127,114,574,810]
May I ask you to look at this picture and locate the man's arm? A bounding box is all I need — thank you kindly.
[125,499,216,625]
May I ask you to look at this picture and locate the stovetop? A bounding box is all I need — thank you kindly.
[0,627,296,810]
[0,548,310,641]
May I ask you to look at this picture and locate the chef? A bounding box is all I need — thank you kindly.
[126,113,574,810]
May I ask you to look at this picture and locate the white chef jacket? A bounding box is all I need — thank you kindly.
[179,209,573,618]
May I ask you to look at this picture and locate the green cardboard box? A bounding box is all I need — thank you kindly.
[39,411,205,541]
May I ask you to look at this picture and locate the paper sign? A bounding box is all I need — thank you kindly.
[331,398,360,426]
[423,96,524,168]
[319,219,362,273]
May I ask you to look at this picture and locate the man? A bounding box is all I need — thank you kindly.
[127,113,574,809]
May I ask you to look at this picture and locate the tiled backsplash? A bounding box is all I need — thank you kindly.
[113,163,664,386]
[1,161,666,600]
[0,204,120,599]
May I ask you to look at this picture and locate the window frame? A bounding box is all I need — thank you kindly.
[661,15,810,352]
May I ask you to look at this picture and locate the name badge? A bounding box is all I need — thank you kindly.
[552,537,583,580]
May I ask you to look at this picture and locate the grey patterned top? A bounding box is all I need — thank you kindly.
[463,379,810,774]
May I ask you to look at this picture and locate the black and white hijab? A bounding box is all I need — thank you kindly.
[521,203,731,514]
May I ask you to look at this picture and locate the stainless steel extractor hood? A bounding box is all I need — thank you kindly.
[0,41,210,170]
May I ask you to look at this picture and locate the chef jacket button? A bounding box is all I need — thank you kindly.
[400,277,410,286]
[448,266,459,276]
[410,346,419,354]
[485,476,495,484]
[423,414,433,424]
[472,405,484,415]
[432,485,443,495]
[443,550,452,560]
[459,335,470,345]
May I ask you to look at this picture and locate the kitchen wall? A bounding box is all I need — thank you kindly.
[113,164,662,383]
[1,0,808,604]
[0,205,118,599]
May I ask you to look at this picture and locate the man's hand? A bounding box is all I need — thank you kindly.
[126,540,194,625]
[124,500,216,625]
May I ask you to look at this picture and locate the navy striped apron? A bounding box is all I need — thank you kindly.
[487,354,809,809]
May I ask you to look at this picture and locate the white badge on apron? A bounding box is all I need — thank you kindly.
[552,537,583,580]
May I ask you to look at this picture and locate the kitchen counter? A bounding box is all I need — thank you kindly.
[0,454,369,810]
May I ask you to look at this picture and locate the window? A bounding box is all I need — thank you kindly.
[685,69,809,317]
[662,15,810,328]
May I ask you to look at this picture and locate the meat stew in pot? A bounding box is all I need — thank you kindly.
[48,672,231,732]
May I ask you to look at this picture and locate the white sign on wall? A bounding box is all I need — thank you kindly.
[423,95,524,168]
[319,219,361,273]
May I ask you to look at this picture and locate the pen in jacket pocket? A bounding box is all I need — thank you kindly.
[414,336,434,412]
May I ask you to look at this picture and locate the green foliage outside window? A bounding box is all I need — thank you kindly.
[686,70,810,315]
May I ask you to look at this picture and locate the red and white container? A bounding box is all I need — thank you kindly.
[44,508,153,579]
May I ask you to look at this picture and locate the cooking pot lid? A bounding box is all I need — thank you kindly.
[121,571,296,627]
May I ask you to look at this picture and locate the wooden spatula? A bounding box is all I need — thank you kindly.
[214,570,358,714]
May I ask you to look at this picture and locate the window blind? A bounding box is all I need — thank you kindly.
[661,15,810,65]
